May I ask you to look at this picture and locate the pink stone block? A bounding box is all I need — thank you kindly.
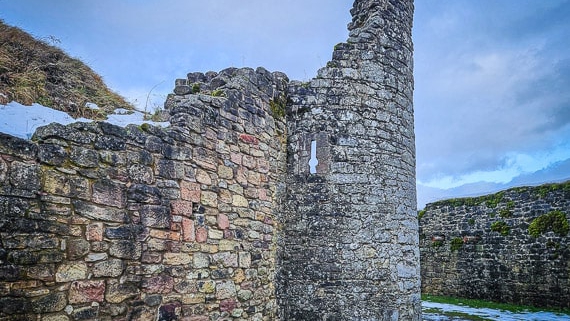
[230,152,242,165]
[180,181,201,203]
[196,227,207,243]
[217,214,229,230]
[219,298,237,312]
[141,274,174,294]
[239,134,259,145]
[182,218,195,242]
[171,200,193,217]
[69,280,105,303]
[86,223,103,241]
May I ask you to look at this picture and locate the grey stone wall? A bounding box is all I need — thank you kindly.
[420,182,570,309]
[277,0,420,320]
[0,67,288,320]
[0,0,421,320]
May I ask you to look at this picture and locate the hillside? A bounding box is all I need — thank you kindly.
[0,20,133,119]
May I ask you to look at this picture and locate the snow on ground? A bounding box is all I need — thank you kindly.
[0,101,169,139]
[422,301,570,321]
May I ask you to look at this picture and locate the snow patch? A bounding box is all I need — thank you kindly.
[0,101,169,140]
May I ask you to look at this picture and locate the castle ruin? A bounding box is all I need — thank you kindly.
[0,0,419,320]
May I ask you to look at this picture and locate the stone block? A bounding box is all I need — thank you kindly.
[201,191,218,207]
[217,214,230,229]
[86,223,104,241]
[55,262,87,282]
[195,168,212,185]
[163,252,192,265]
[106,280,139,303]
[170,200,193,217]
[92,179,126,208]
[141,274,174,294]
[193,252,210,269]
[67,238,90,260]
[180,181,201,203]
[232,195,248,208]
[182,218,196,242]
[218,165,234,180]
[92,259,125,277]
[69,280,105,303]
[140,205,171,228]
[215,280,236,299]
[109,240,142,259]
[31,292,66,313]
[70,146,99,168]
[73,200,127,223]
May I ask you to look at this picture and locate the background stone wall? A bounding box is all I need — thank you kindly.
[277,0,420,320]
[0,67,288,321]
[420,182,570,309]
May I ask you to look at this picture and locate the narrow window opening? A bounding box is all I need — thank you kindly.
[309,140,318,174]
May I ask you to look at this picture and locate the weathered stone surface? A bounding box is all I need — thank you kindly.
[31,292,66,313]
[69,280,105,303]
[92,259,125,277]
[67,238,90,260]
[55,262,87,282]
[141,274,174,294]
[73,200,127,223]
[420,182,570,309]
[105,280,139,303]
[140,205,171,228]
[0,2,420,320]
[109,241,142,259]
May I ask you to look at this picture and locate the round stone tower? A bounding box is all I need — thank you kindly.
[278,0,420,320]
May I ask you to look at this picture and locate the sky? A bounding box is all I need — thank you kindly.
[1,0,569,208]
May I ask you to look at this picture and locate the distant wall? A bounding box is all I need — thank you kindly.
[420,182,570,308]
[0,67,288,320]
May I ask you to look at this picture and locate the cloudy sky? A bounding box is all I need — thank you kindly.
[2,0,569,208]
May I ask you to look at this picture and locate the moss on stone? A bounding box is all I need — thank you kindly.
[490,221,510,236]
[269,94,287,119]
[450,237,463,251]
[528,210,569,238]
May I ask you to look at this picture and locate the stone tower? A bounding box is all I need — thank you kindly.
[278,0,420,320]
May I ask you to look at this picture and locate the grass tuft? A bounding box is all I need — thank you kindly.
[0,20,133,119]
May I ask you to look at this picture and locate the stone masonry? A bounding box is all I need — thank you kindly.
[278,0,419,320]
[0,0,419,320]
[420,182,570,309]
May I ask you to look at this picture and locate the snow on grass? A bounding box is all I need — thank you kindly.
[423,301,570,321]
[0,101,169,139]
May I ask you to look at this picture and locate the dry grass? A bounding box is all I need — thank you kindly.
[0,20,133,119]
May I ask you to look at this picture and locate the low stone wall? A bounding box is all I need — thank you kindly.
[420,182,570,308]
[0,67,288,320]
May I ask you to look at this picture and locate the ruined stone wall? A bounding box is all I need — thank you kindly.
[278,0,420,320]
[0,1,421,320]
[0,67,288,320]
[420,182,570,309]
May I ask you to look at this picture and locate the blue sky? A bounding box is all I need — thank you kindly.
[2,0,569,208]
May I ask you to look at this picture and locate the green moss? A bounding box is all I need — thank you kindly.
[506,201,515,209]
[418,209,426,220]
[432,240,443,248]
[431,191,504,208]
[490,221,510,236]
[191,83,200,94]
[211,89,224,97]
[450,237,464,251]
[499,209,512,218]
[528,210,569,238]
[269,94,287,119]
[468,218,475,225]
[485,191,504,208]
